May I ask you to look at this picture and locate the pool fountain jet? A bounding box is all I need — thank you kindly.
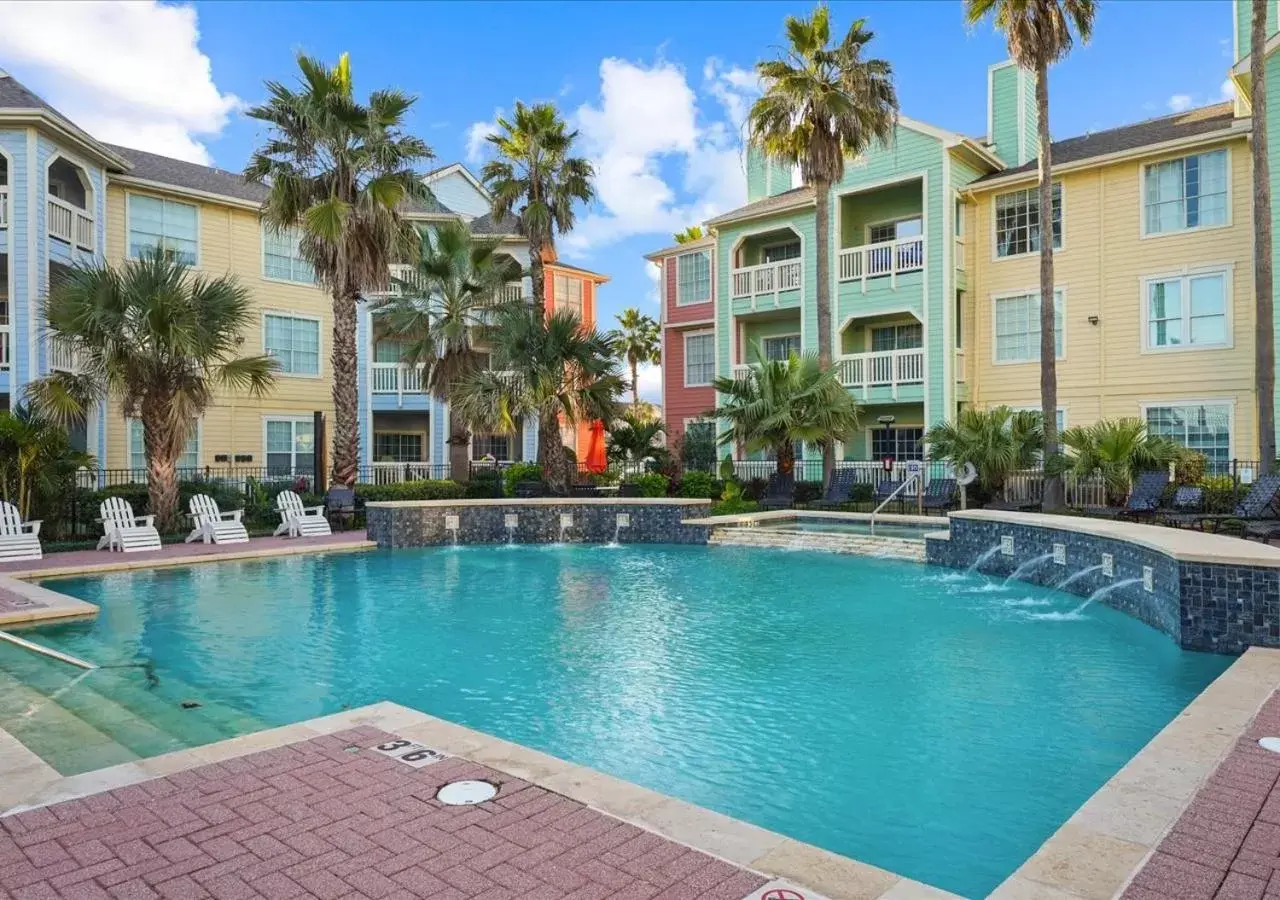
[445,515,460,546]
[1003,553,1054,588]
[1056,564,1105,593]
[608,513,630,547]
[1071,577,1143,616]
[559,513,573,544]
[504,514,518,546]
[966,544,1004,575]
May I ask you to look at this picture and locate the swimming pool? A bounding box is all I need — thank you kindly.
[4,546,1229,896]
[751,519,939,540]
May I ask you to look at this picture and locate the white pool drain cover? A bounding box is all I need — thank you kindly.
[1260,737,1280,754]
[437,780,497,805]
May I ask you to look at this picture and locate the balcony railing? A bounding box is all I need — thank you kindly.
[370,361,425,407]
[0,324,9,371]
[954,236,966,270]
[836,348,925,397]
[368,461,442,484]
[48,337,77,373]
[837,236,923,289]
[47,196,94,252]
[0,187,8,227]
[730,260,802,307]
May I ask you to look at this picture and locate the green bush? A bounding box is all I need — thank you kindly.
[710,498,759,516]
[793,481,822,504]
[503,462,543,497]
[354,480,466,502]
[677,471,719,499]
[679,428,717,472]
[850,483,873,503]
[626,472,670,497]
[1198,474,1239,513]
[1175,452,1207,485]
[590,467,623,486]
[465,471,502,499]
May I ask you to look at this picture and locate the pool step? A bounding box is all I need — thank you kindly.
[709,527,929,561]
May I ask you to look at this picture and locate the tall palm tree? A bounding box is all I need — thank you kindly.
[673,225,704,244]
[709,352,860,478]
[925,406,1044,498]
[481,102,595,312]
[748,5,898,489]
[610,308,661,409]
[371,220,522,482]
[965,0,1096,509]
[245,52,434,487]
[1252,0,1276,473]
[28,252,277,532]
[606,413,667,465]
[451,304,623,494]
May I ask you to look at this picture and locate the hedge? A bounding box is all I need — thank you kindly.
[354,480,466,502]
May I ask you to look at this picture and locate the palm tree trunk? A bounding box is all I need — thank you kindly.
[814,176,836,491]
[1254,0,1277,474]
[142,415,181,534]
[529,231,547,319]
[776,439,796,479]
[447,426,471,482]
[331,285,361,487]
[630,358,640,409]
[1035,61,1064,511]
[537,408,571,494]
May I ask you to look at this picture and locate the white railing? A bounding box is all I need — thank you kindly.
[836,348,924,397]
[47,196,93,251]
[0,325,9,371]
[48,337,77,372]
[837,236,924,289]
[731,363,751,380]
[1004,470,1108,509]
[954,236,966,270]
[730,260,802,306]
[0,187,8,227]
[502,282,523,304]
[955,349,967,383]
[369,461,436,484]
[370,361,424,406]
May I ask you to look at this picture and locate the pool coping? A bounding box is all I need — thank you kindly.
[0,702,960,900]
[366,497,713,508]
[683,509,948,527]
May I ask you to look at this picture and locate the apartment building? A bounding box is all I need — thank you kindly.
[650,2,1272,469]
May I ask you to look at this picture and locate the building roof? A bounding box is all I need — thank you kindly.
[0,70,77,126]
[0,71,130,168]
[704,186,815,228]
[644,235,715,260]
[106,143,270,203]
[546,258,610,281]
[973,102,1241,184]
[468,211,521,235]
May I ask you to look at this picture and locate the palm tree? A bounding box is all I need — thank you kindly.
[925,406,1044,498]
[606,413,667,465]
[244,52,435,487]
[709,352,860,477]
[610,308,661,409]
[1252,0,1276,473]
[673,225,704,244]
[965,0,1096,509]
[28,252,277,532]
[372,220,523,482]
[1058,418,1183,505]
[748,5,898,489]
[481,102,595,313]
[0,404,93,522]
[451,304,623,494]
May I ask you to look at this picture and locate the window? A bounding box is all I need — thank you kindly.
[685,421,716,445]
[264,313,320,375]
[374,338,410,363]
[472,433,512,461]
[870,324,923,352]
[762,334,800,361]
[374,432,423,463]
[955,291,964,349]
[994,291,1064,363]
[995,183,1062,258]
[1146,271,1228,350]
[128,420,198,472]
[872,427,924,461]
[263,227,315,284]
[128,195,197,265]
[1011,406,1067,434]
[1145,403,1231,466]
[867,217,922,245]
[554,274,584,318]
[1144,149,1228,235]
[265,418,314,475]
[762,241,801,263]
[685,332,715,386]
[675,251,711,305]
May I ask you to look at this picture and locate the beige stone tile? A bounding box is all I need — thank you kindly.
[18,762,150,809]
[1111,736,1233,801]
[1016,824,1147,900]
[988,874,1089,900]
[878,878,965,899]
[750,838,900,900]
[464,738,572,782]
[397,718,489,757]
[183,723,321,764]
[541,766,668,821]
[0,764,61,812]
[630,797,786,868]
[138,747,214,777]
[1067,781,1188,846]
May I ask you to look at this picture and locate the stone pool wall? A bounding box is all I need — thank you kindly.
[928,510,1280,654]
[366,498,713,548]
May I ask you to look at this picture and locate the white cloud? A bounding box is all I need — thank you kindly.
[1221,78,1237,101]
[464,110,501,164]
[703,58,759,132]
[645,262,662,305]
[0,1,238,164]
[1167,94,1194,113]
[634,362,662,403]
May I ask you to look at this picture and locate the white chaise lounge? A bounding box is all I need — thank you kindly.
[185,494,249,545]
[0,501,43,562]
[97,497,162,552]
[273,490,331,538]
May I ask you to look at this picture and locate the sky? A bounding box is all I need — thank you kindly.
[0,0,1240,402]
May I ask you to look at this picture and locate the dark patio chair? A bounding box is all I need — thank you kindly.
[618,482,642,498]
[1158,486,1204,528]
[1083,470,1168,520]
[324,486,356,531]
[1199,474,1280,535]
[920,478,958,515]
[812,469,857,509]
[514,480,548,498]
[570,483,600,497]
[759,472,796,510]
[872,479,904,512]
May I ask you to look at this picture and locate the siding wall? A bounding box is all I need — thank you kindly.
[968,137,1258,456]
[425,171,489,218]
[662,323,715,443]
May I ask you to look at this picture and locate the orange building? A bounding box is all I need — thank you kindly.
[542,248,610,467]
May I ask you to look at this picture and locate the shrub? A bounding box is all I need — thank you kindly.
[679,428,717,472]
[710,498,759,516]
[590,467,622,486]
[354,480,466,503]
[719,454,736,481]
[793,481,822,504]
[1198,474,1239,513]
[677,471,719,499]
[849,483,873,503]
[502,462,544,497]
[625,472,670,497]
[739,477,768,501]
[1175,452,1207,485]
[465,471,502,499]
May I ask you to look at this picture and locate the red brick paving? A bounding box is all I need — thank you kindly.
[0,726,768,899]
[1124,692,1280,900]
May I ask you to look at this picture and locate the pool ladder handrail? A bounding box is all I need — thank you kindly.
[870,473,920,536]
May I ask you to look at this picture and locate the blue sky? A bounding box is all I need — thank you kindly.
[0,0,1239,399]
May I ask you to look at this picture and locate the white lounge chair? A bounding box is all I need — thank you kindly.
[97,496,162,553]
[185,494,249,545]
[0,501,42,562]
[273,490,331,538]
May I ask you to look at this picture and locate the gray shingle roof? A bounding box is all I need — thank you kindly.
[704,186,814,227]
[469,211,521,235]
[106,143,270,203]
[0,72,76,125]
[975,103,1240,184]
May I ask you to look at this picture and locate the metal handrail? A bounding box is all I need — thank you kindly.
[870,472,919,535]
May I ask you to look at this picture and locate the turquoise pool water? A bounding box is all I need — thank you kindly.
[8,546,1229,897]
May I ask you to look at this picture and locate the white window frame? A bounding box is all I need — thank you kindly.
[683,418,717,441]
[869,425,926,462]
[865,215,923,246]
[127,417,202,471]
[991,181,1065,261]
[1139,147,1232,239]
[761,332,801,362]
[554,273,584,317]
[1139,399,1235,463]
[263,416,316,474]
[125,191,200,267]
[1140,264,1233,354]
[684,330,716,387]
[261,225,316,286]
[990,287,1067,366]
[760,239,802,263]
[262,310,323,378]
[470,432,514,462]
[674,250,712,306]
[372,431,426,463]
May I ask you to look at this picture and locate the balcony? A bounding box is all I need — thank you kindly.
[47,196,94,252]
[0,324,9,371]
[836,348,924,399]
[370,361,424,406]
[368,461,438,484]
[730,260,802,308]
[0,186,8,227]
[48,336,78,373]
[837,236,923,289]
[371,264,523,306]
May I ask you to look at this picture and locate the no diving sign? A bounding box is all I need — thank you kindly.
[745,881,833,900]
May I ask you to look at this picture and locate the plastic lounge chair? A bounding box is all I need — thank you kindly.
[921,478,958,514]
[324,486,357,531]
[873,479,904,512]
[0,500,42,562]
[1198,474,1280,533]
[759,472,795,510]
[1158,486,1204,528]
[185,494,249,545]
[813,469,856,509]
[97,497,162,553]
[570,483,600,497]
[1083,470,1168,519]
[273,489,332,538]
